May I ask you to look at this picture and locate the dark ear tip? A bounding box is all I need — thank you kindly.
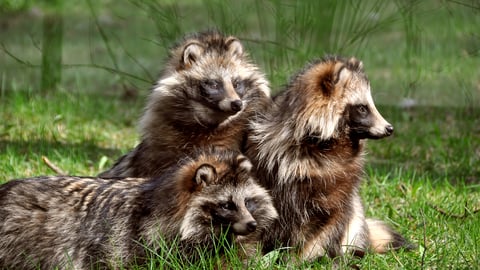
[225,36,244,56]
[225,36,239,43]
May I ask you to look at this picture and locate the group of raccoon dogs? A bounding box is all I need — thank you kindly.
[0,30,414,269]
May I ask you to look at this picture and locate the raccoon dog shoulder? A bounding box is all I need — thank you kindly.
[0,149,278,270]
[246,56,412,260]
[99,30,271,178]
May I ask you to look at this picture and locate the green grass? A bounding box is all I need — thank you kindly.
[1,0,479,269]
[0,88,142,179]
[1,90,478,269]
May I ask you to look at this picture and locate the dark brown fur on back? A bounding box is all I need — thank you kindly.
[99,30,271,178]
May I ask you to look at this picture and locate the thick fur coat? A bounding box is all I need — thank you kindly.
[99,31,271,178]
[0,148,278,269]
[246,56,411,260]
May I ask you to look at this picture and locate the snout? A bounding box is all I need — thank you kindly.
[230,99,243,112]
[348,103,394,140]
[369,101,394,138]
[385,124,394,136]
[232,220,257,235]
[367,122,394,139]
[219,99,243,113]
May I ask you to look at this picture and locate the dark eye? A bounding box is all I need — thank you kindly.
[203,80,219,90]
[245,198,257,212]
[232,79,245,95]
[220,202,236,211]
[210,81,219,90]
[200,80,222,98]
[357,105,368,115]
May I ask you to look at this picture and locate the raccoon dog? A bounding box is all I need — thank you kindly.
[246,56,412,260]
[99,30,271,178]
[0,149,278,269]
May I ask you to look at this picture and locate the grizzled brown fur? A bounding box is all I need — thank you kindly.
[0,148,278,269]
[99,30,271,178]
[246,56,412,260]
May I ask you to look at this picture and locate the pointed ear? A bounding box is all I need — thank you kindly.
[225,36,243,56]
[194,164,217,187]
[347,57,364,71]
[333,62,351,86]
[236,155,253,173]
[182,42,204,68]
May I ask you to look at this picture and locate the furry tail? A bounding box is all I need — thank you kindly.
[366,218,415,253]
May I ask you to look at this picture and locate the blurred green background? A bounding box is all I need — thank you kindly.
[1,0,479,106]
[1,0,479,181]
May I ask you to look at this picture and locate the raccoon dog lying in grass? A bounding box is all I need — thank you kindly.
[0,148,278,269]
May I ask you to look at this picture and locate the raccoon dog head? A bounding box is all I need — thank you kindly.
[148,30,269,128]
[181,34,245,114]
[179,149,278,241]
[288,56,393,142]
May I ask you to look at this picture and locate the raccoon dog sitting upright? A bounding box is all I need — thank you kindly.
[0,148,278,270]
[246,56,412,260]
[99,30,271,178]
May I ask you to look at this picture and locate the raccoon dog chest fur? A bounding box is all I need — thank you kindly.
[99,31,271,178]
[246,56,410,260]
[0,149,278,270]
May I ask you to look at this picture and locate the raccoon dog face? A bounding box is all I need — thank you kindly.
[150,31,269,127]
[179,151,278,241]
[287,56,393,142]
[337,58,393,140]
[183,37,246,114]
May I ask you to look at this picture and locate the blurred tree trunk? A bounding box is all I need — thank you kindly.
[41,11,63,92]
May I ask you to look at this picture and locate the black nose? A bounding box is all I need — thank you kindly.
[230,100,243,112]
[246,221,257,232]
[385,125,394,135]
